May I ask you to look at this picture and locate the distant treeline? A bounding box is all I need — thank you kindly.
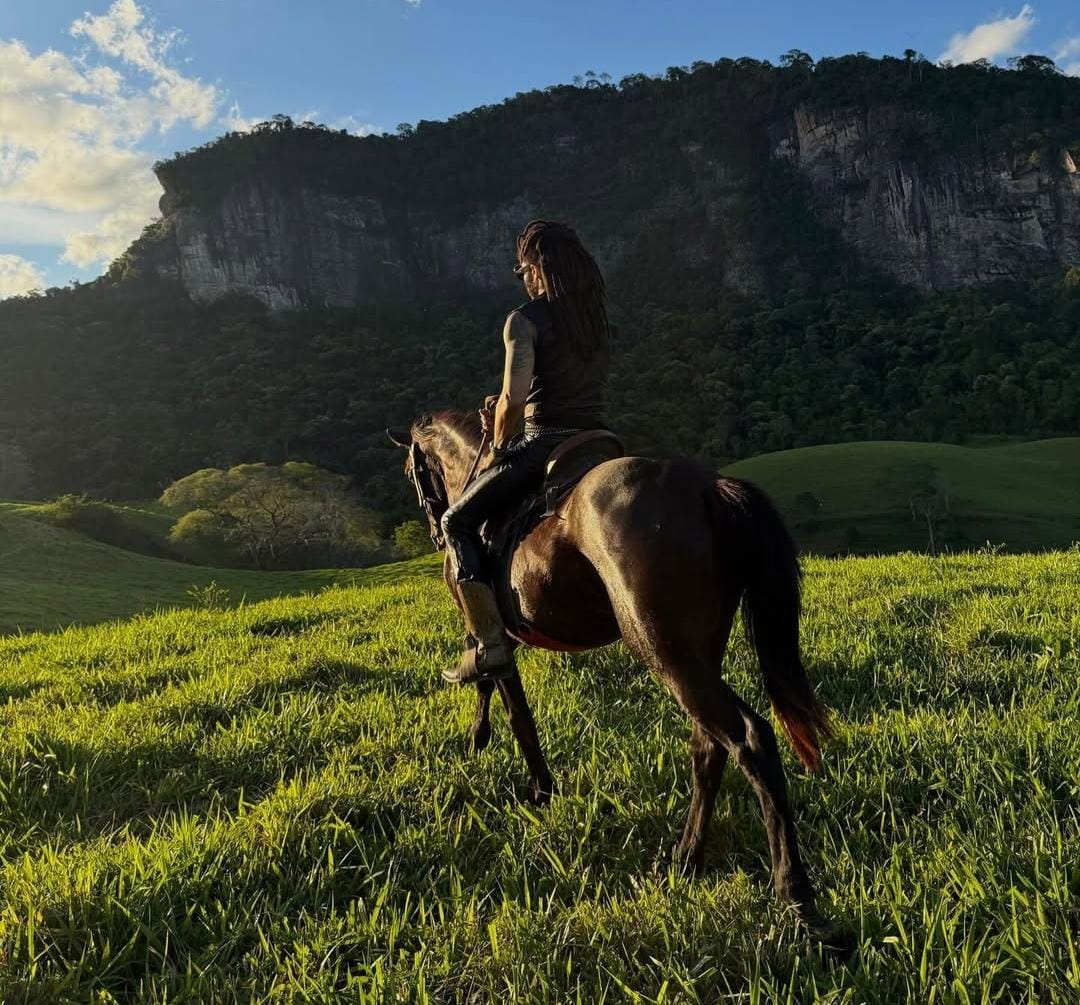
[2,268,1077,523]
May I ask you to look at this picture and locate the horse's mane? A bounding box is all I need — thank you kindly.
[413,409,482,446]
[410,410,483,462]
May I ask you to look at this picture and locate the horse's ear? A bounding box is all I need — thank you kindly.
[385,426,412,448]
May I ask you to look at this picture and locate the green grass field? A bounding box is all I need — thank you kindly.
[0,547,1078,1001]
[724,438,1080,554]
[0,504,431,635]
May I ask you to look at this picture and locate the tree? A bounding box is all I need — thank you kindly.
[779,49,815,72]
[393,520,435,558]
[902,49,928,81]
[161,462,382,568]
[1007,54,1059,76]
[886,461,950,554]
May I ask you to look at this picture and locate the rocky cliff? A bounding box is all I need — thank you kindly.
[150,178,540,310]
[772,104,1080,288]
[126,58,1080,311]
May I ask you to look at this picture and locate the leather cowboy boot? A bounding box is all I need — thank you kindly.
[443,580,517,685]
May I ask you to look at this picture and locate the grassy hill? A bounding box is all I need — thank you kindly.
[11,496,260,566]
[724,437,1080,554]
[0,549,1077,1000]
[0,503,435,635]
[2,435,1077,634]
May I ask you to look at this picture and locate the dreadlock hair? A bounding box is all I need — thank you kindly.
[516,219,610,361]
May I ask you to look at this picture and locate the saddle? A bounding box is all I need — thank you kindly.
[479,429,625,641]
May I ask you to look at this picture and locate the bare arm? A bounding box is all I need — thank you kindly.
[493,310,535,449]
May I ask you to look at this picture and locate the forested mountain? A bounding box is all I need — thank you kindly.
[1,52,1079,521]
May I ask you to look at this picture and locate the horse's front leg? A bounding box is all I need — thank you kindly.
[496,672,553,805]
[452,585,495,751]
[471,672,495,752]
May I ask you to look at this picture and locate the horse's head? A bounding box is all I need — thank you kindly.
[386,414,446,549]
[386,410,483,549]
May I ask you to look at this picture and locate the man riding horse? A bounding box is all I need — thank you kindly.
[440,219,611,686]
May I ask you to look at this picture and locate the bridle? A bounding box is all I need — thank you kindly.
[407,429,491,551]
[408,441,449,550]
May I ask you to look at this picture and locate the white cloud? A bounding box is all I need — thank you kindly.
[294,110,386,136]
[328,115,386,137]
[0,254,45,298]
[1057,36,1080,76]
[221,100,262,134]
[62,197,160,268]
[940,5,1037,64]
[1055,36,1080,58]
[0,2,221,270]
[70,0,217,130]
[220,104,386,138]
[0,204,101,246]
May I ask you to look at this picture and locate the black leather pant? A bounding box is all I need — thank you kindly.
[441,430,570,583]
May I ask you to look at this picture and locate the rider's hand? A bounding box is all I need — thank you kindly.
[479,394,498,433]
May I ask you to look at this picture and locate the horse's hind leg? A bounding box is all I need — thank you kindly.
[617,594,814,906]
[675,721,729,873]
[672,676,816,909]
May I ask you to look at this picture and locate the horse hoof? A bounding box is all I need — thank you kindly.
[471,723,491,752]
[671,843,705,876]
[526,780,553,807]
[797,906,855,960]
[669,850,704,872]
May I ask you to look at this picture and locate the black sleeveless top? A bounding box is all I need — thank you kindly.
[514,296,608,428]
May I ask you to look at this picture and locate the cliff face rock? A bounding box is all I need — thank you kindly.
[156,178,413,309]
[773,104,1080,288]
[142,100,1080,311]
[409,195,540,293]
[151,173,540,310]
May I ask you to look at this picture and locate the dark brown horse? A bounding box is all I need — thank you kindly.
[389,410,838,935]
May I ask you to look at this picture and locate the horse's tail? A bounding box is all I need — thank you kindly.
[714,477,832,772]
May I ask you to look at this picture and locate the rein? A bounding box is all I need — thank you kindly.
[462,428,491,491]
[409,426,490,550]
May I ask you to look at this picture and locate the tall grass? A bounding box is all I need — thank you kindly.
[0,550,1077,1001]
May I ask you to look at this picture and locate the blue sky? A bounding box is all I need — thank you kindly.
[1,1,1078,295]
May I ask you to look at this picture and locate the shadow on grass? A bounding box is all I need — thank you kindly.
[0,658,434,856]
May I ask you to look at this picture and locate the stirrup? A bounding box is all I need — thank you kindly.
[442,646,516,686]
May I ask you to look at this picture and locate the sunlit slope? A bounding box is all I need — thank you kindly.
[0,506,440,634]
[3,497,247,566]
[0,550,1077,999]
[724,438,1080,553]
